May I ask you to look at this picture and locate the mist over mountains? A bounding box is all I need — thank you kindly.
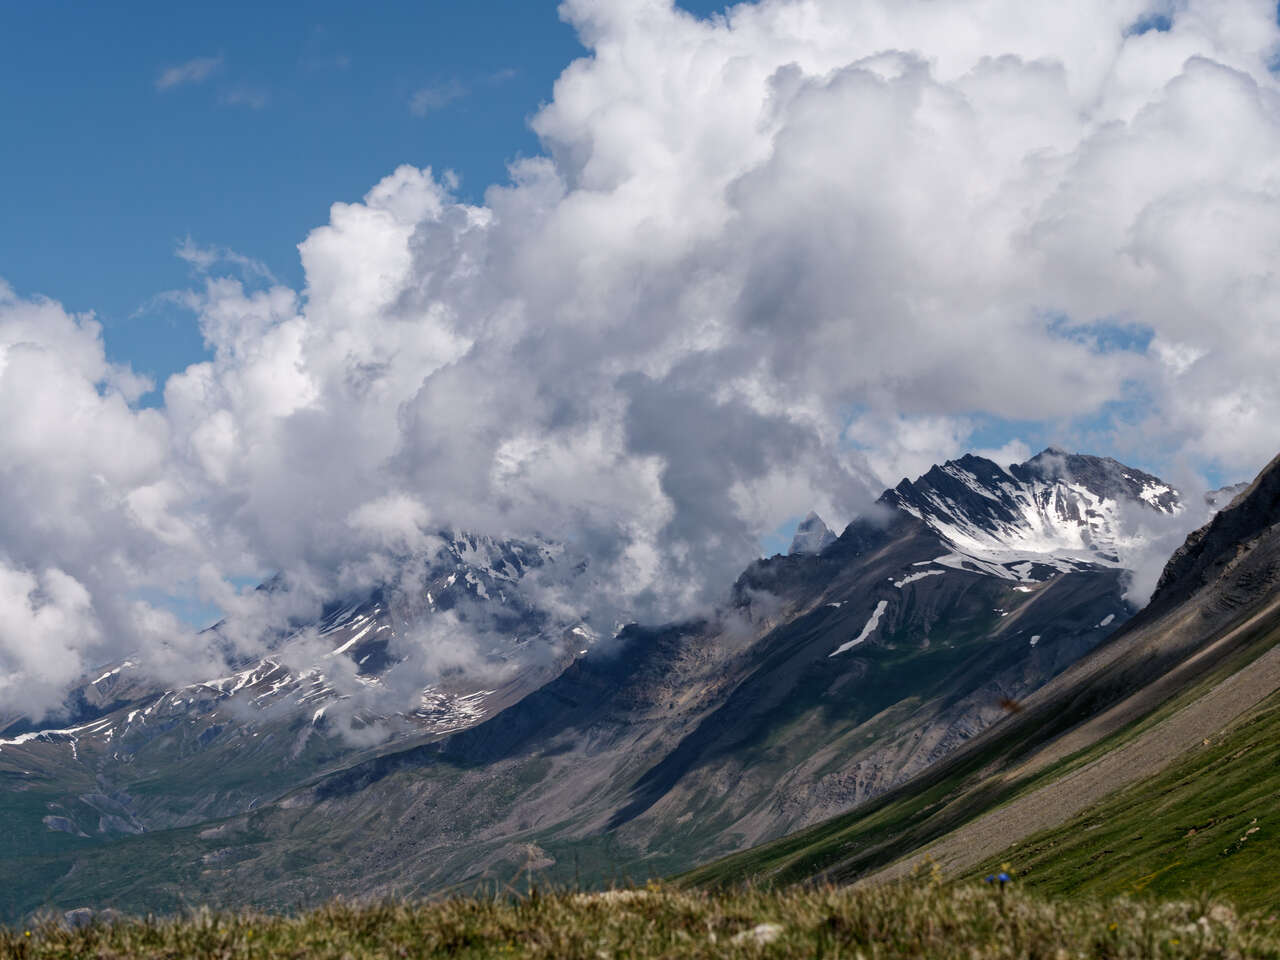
[0,448,1202,740]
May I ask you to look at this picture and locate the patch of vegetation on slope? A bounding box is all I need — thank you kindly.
[971,690,1280,911]
[4,882,1278,960]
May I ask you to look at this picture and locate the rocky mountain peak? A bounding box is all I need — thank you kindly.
[1011,448,1178,511]
[877,449,1180,581]
[789,512,837,555]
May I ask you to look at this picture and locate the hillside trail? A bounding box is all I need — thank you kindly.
[866,596,1280,883]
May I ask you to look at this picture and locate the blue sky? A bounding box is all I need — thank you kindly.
[1,0,722,390]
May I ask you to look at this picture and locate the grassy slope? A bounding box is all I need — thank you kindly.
[971,691,1280,911]
[679,607,1280,898]
[5,883,1280,960]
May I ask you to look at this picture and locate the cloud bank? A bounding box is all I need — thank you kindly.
[6,0,1280,718]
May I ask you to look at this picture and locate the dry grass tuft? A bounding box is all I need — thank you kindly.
[3,879,1278,959]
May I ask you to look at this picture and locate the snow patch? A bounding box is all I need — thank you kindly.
[893,569,944,589]
[330,622,373,657]
[90,660,134,686]
[1138,482,1173,508]
[831,600,888,657]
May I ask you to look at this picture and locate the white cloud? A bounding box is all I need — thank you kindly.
[218,86,269,109]
[973,440,1034,472]
[156,55,223,91]
[0,285,215,718]
[347,494,436,554]
[8,0,1280,718]
[846,415,977,489]
[409,80,467,117]
[0,562,101,720]
[176,236,276,283]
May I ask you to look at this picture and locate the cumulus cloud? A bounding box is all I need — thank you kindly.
[7,0,1280,719]
[0,284,214,718]
[0,563,101,719]
[156,55,223,90]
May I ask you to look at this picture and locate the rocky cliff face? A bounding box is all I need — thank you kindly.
[789,512,837,555]
[1150,452,1280,614]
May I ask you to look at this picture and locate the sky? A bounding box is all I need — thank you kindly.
[4,0,1280,720]
[0,0,724,387]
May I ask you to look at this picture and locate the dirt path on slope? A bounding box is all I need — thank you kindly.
[867,608,1280,882]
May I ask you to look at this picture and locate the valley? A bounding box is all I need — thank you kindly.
[1,447,1230,921]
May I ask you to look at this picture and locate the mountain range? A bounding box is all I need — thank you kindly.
[0,446,1261,921]
[687,451,1280,909]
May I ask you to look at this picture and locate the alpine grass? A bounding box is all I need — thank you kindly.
[4,877,1278,959]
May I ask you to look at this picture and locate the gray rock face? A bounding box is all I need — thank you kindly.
[1152,452,1280,612]
[789,512,837,555]
[1012,447,1179,512]
[693,446,1280,894]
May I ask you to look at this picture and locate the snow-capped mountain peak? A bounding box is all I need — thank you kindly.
[879,449,1180,581]
[0,527,581,792]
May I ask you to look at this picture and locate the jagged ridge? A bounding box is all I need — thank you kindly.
[878,448,1178,581]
